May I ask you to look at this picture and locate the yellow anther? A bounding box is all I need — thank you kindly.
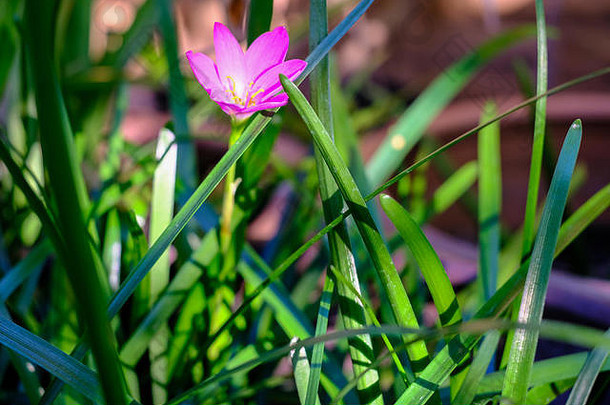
[226,76,237,94]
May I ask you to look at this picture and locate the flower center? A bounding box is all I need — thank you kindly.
[225,76,264,107]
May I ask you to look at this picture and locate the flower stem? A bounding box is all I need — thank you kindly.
[220,121,245,255]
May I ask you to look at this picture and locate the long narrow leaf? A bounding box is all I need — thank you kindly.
[308,0,382,402]
[147,127,177,402]
[380,194,462,328]
[502,119,582,403]
[281,75,431,375]
[478,101,502,300]
[394,120,584,405]
[0,317,103,403]
[24,1,127,402]
[521,0,549,257]
[305,275,334,405]
[566,329,610,405]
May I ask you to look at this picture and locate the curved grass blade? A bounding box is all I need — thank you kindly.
[308,0,382,401]
[379,194,462,328]
[555,182,610,254]
[521,0,549,257]
[452,330,501,404]
[478,351,610,397]
[565,328,610,405]
[478,101,502,300]
[0,316,103,403]
[24,2,127,402]
[328,265,410,383]
[0,136,66,260]
[147,127,177,403]
[365,25,536,186]
[155,0,196,194]
[426,160,478,222]
[291,337,322,405]
[304,276,334,405]
[394,121,583,405]
[394,174,610,404]
[502,119,582,404]
[0,240,51,302]
[281,75,431,376]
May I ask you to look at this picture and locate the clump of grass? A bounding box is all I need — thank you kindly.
[1,0,609,404]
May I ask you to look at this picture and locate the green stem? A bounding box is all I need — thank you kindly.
[23,2,127,404]
[220,122,245,257]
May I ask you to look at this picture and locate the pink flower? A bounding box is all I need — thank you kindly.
[186,22,307,121]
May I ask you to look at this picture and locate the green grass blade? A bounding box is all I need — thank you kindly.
[24,2,127,402]
[291,337,322,405]
[300,0,375,81]
[121,230,216,368]
[379,194,462,328]
[102,209,122,291]
[0,240,51,302]
[0,17,17,96]
[308,0,382,402]
[365,25,536,186]
[426,160,478,222]
[0,316,104,403]
[565,329,610,405]
[555,183,610,254]
[155,0,196,193]
[502,119,582,403]
[281,75,431,375]
[247,0,273,45]
[478,351,610,397]
[453,330,501,404]
[147,128,177,403]
[0,136,66,260]
[394,161,610,404]
[525,379,572,404]
[305,274,334,405]
[478,102,502,300]
[328,265,410,383]
[238,249,350,402]
[521,0,549,257]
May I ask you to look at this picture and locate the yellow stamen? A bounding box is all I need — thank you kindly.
[247,88,265,107]
[225,76,265,107]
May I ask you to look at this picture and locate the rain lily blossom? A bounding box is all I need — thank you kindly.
[186,22,307,121]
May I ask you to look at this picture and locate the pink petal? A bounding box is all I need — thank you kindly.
[245,26,289,81]
[240,94,289,114]
[213,22,246,94]
[215,100,244,116]
[251,59,307,99]
[185,51,224,98]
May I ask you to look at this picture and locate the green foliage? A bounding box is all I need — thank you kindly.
[1,0,609,404]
